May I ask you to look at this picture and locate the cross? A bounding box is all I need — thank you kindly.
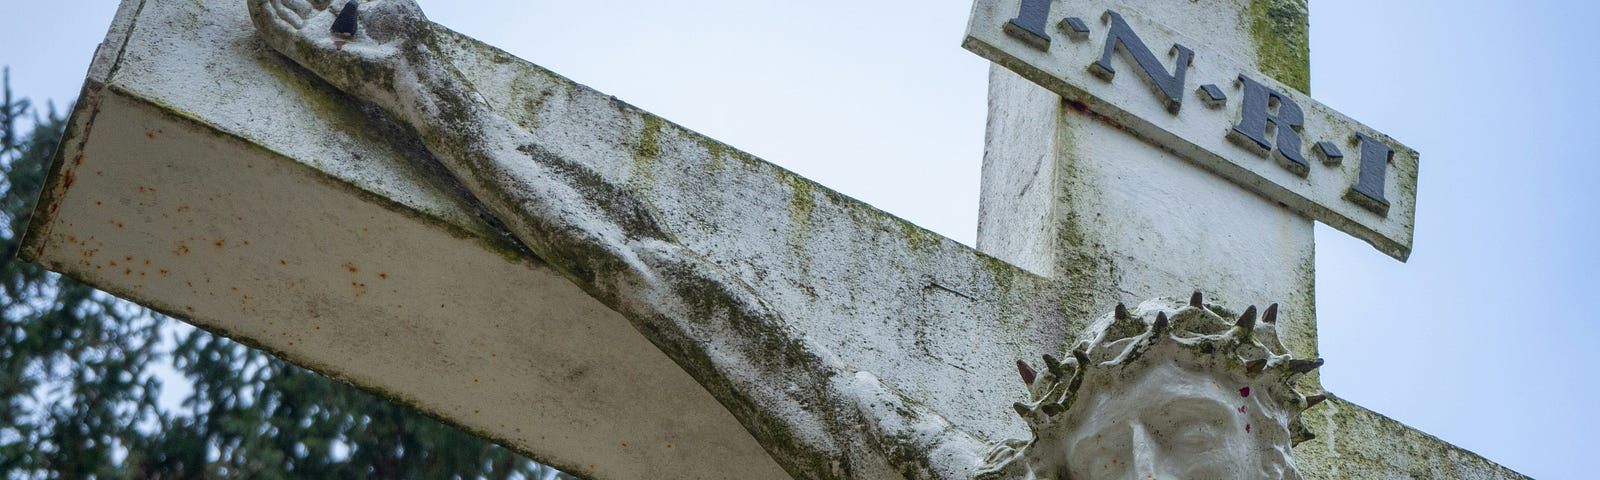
[20,0,1525,478]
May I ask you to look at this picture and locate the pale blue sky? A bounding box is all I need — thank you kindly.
[3,1,1594,478]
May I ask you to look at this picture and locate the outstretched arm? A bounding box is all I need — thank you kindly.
[248,1,987,478]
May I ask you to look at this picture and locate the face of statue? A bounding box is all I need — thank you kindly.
[1055,362,1293,480]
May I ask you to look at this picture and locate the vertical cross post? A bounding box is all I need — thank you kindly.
[976,0,1319,362]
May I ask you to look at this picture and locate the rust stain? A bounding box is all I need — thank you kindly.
[73,152,84,166]
[213,239,225,248]
[342,262,359,274]
[378,273,388,280]
[62,170,76,188]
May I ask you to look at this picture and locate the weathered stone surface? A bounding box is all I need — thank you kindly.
[21,0,1528,478]
[1295,396,1532,480]
[973,1,1522,478]
[967,0,1418,262]
[25,0,1064,477]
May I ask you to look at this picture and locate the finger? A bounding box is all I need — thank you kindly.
[280,0,314,16]
[266,0,306,29]
[253,0,299,33]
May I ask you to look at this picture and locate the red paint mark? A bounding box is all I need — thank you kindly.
[334,40,348,50]
[1239,386,1251,398]
[1238,406,1246,414]
[1246,423,1252,433]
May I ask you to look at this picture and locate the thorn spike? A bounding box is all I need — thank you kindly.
[1042,354,1064,376]
[1286,358,1325,374]
[1016,360,1037,386]
[1152,312,1169,333]
[1236,305,1258,330]
[1012,402,1032,419]
[1041,403,1065,416]
[1071,348,1091,367]
[1245,359,1268,375]
[1305,394,1328,409]
[1115,303,1130,320]
[1190,290,1204,308]
[1264,303,1280,324]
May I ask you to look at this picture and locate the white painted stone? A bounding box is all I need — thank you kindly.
[966,0,1418,261]
[20,0,1530,478]
[980,298,1317,479]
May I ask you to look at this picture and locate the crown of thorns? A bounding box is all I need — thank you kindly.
[1008,291,1326,449]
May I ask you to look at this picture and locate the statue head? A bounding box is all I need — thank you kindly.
[978,293,1325,480]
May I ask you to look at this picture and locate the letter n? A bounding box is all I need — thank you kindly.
[1088,10,1194,113]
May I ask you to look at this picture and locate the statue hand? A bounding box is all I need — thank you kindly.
[248,0,435,110]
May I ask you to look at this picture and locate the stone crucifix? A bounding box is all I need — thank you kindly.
[246,0,1355,477]
[23,0,1528,478]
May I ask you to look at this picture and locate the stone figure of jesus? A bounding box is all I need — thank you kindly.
[247,1,1324,478]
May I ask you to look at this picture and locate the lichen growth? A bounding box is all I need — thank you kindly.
[627,115,666,196]
[781,173,816,240]
[1249,0,1311,93]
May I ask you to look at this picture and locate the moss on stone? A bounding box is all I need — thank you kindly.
[1249,0,1312,94]
[781,173,815,237]
[627,115,666,196]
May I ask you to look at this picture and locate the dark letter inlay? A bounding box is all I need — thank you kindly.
[1231,75,1309,176]
[1345,132,1394,216]
[1006,0,1054,51]
[1089,10,1194,113]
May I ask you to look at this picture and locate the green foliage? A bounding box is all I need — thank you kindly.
[0,69,572,480]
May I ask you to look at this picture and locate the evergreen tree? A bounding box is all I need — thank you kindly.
[0,68,573,479]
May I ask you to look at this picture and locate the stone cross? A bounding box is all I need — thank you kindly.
[19,0,1524,478]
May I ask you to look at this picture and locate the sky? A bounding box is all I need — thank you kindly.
[2,0,1595,478]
